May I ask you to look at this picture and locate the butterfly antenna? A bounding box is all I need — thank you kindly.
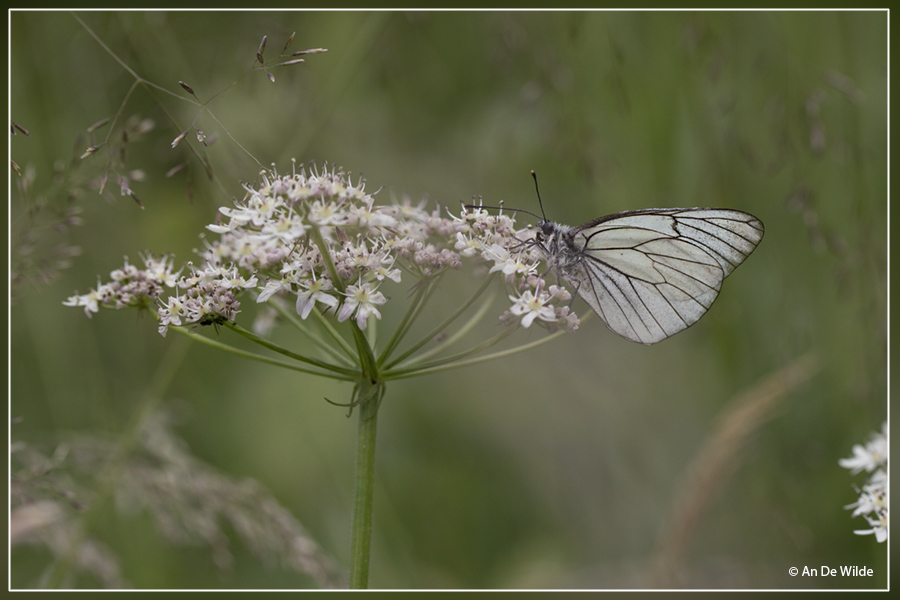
[531,170,548,221]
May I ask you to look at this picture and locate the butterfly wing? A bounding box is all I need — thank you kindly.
[570,208,764,344]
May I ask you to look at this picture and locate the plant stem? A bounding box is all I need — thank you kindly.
[376,277,434,368]
[349,380,383,589]
[225,322,358,377]
[271,299,356,366]
[381,275,494,370]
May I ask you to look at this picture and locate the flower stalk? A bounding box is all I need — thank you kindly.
[349,378,383,588]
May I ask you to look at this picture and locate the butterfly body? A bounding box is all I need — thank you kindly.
[532,208,765,345]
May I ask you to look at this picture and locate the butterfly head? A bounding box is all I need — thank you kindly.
[535,219,572,244]
[536,219,555,241]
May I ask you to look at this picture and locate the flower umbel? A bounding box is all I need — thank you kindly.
[839,422,888,543]
[64,162,581,380]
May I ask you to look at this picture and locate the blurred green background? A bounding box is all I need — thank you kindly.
[10,10,887,589]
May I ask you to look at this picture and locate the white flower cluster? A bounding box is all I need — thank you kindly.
[64,163,581,336]
[156,265,258,336]
[63,253,179,317]
[839,422,887,543]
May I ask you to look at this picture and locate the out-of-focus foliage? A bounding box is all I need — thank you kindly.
[10,10,886,589]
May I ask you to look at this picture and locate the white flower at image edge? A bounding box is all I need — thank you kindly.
[838,427,887,474]
[337,281,387,330]
[839,422,888,543]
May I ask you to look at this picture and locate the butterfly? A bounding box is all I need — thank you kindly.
[523,173,765,344]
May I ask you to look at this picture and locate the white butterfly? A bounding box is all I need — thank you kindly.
[532,203,764,345]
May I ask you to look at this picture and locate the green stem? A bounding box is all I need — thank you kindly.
[376,277,435,368]
[170,325,355,381]
[307,225,379,376]
[382,275,494,370]
[389,284,497,369]
[384,325,575,380]
[384,327,516,379]
[308,226,344,293]
[349,379,383,589]
[271,299,356,367]
[307,224,384,588]
[224,322,359,377]
[310,305,358,364]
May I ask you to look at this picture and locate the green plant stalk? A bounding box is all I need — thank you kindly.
[383,326,515,380]
[389,284,497,369]
[376,277,435,367]
[226,321,358,377]
[271,299,356,367]
[307,303,358,363]
[308,224,383,588]
[385,313,593,381]
[382,275,494,370]
[384,327,568,380]
[349,378,383,589]
[171,325,355,381]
